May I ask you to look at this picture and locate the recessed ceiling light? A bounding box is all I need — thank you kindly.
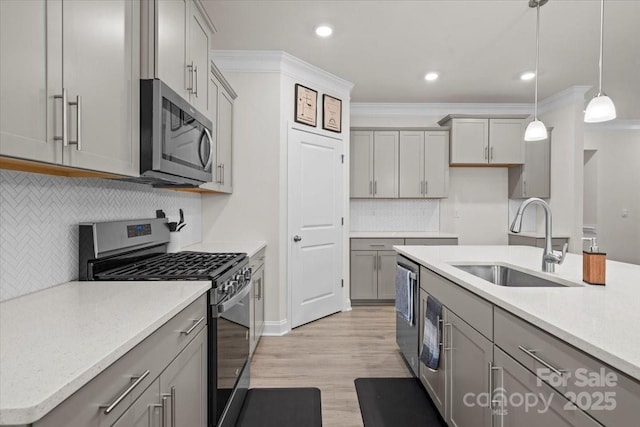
[315,25,333,37]
[520,71,536,81]
[424,72,439,81]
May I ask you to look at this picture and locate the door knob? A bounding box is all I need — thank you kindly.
[293,235,302,242]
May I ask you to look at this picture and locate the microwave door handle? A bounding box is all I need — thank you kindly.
[203,128,214,171]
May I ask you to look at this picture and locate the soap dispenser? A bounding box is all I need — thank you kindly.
[582,237,606,285]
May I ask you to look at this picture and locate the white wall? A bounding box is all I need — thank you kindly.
[204,51,353,332]
[584,130,640,264]
[201,72,283,322]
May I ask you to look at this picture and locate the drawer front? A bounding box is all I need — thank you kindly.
[250,248,266,271]
[351,238,404,251]
[35,295,208,427]
[494,307,640,427]
[420,267,493,340]
[405,238,458,246]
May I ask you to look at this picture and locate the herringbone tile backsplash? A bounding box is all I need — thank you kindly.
[0,170,202,301]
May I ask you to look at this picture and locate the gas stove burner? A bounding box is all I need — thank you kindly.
[95,251,246,281]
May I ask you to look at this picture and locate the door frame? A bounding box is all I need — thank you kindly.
[287,122,348,330]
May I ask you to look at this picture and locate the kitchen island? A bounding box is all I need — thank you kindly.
[395,245,640,427]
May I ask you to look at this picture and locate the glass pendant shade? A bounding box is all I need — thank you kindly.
[524,120,548,141]
[584,94,617,123]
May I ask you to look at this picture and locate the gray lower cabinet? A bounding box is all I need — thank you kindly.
[493,347,602,427]
[351,237,457,303]
[417,269,609,427]
[250,248,266,355]
[447,310,493,427]
[419,289,447,416]
[112,379,161,427]
[159,328,207,427]
[34,295,207,427]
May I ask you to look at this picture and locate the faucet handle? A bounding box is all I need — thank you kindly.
[545,242,568,265]
[558,242,568,263]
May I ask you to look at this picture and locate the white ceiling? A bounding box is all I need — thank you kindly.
[202,0,640,119]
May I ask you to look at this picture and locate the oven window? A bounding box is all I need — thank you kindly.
[161,98,212,172]
[216,292,250,423]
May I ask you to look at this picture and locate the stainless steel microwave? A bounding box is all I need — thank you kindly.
[139,79,213,186]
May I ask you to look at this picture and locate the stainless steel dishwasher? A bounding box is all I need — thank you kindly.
[396,255,420,377]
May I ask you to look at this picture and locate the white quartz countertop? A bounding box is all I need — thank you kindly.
[394,245,640,381]
[350,231,458,239]
[184,240,267,258]
[0,280,210,425]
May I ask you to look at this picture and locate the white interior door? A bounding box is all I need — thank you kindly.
[289,126,344,328]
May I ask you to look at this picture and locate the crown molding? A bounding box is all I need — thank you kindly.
[585,119,640,131]
[351,102,532,118]
[538,85,591,115]
[211,50,354,96]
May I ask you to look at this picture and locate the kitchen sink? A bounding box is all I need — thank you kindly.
[452,264,578,288]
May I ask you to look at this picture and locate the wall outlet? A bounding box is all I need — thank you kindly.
[621,208,629,218]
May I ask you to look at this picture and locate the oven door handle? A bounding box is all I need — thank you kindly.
[215,283,252,316]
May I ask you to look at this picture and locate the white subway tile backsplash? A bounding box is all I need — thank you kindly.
[0,170,201,301]
[350,199,439,231]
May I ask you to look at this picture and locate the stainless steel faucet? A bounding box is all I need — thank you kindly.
[510,198,568,273]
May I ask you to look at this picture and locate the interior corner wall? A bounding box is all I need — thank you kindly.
[201,72,283,323]
[538,99,585,253]
[584,130,640,264]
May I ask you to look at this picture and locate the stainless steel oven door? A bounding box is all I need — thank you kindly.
[215,283,251,427]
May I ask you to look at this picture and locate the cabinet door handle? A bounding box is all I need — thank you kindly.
[54,89,68,146]
[170,386,176,427]
[490,146,494,160]
[443,323,452,351]
[186,62,194,92]
[369,181,372,195]
[102,369,151,414]
[193,66,198,97]
[181,316,205,335]
[67,95,82,151]
[424,180,428,195]
[484,146,488,160]
[437,317,444,348]
[523,180,527,197]
[518,346,566,377]
[222,164,225,185]
[373,255,377,271]
[373,181,377,195]
[420,181,424,195]
[161,393,170,427]
[149,402,163,427]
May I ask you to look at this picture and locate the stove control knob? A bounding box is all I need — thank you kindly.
[223,281,237,293]
[244,268,252,280]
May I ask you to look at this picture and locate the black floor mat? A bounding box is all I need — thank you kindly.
[355,378,446,427]
[236,387,322,427]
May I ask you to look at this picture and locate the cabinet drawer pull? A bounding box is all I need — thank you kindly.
[182,316,205,335]
[518,345,565,377]
[102,369,150,414]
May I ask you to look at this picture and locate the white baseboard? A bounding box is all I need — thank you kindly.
[262,319,290,336]
[343,299,352,312]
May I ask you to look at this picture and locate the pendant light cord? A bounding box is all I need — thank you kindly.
[534,2,540,120]
[598,0,604,95]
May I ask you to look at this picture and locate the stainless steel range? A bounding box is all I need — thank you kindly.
[78,218,251,427]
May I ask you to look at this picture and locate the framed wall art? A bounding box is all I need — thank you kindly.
[322,94,342,133]
[294,84,318,127]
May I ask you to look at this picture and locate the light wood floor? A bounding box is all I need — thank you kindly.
[249,306,412,427]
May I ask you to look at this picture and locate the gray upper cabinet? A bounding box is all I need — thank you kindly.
[200,63,236,192]
[1,0,139,176]
[143,0,215,113]
[440,116,526,166]
[509,129,552,199]
[399,130,449,198]
[61,0,139,176]
[350,130,399,198]
[0,0,61,164]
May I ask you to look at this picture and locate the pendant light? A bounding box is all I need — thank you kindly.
[524,0,548,142]
[584,0,616,123]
